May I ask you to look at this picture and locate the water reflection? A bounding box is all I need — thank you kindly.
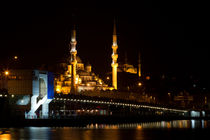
[85,120,209,129]
[0,133,11,140]
[28,127,52,139]
[0,120,210,140]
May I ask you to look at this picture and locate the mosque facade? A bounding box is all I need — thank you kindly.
[55,27,112,94]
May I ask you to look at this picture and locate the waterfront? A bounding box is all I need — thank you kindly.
[1,120,210,140]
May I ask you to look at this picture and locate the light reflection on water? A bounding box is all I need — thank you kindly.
[85,120,209,129]
[0,133,11,140]
[0,120,210,140]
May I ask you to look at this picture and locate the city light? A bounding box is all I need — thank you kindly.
[56,88,61,93]
[5,71,9,76]
[75,77,79,84]
[146,76,150,80]
[99,79,102,84]
[14,56,18,60]
[136,125,142,130]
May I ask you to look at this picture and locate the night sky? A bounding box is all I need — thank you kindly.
[0,1,208,80]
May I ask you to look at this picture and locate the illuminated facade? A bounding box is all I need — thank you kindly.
[55,28,111,94]
[118,63,137,74]
[0,69,54,119]
[55,57,110,94]
[117,52,140,75]
[27,70,54,119]
[111,21,118,90]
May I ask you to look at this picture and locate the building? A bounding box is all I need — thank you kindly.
[55,27,112,94]
[117,52,141,76]
[55,56,111,94]
[0,69,54,119]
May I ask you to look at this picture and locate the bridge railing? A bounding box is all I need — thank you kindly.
[52,94,188,114]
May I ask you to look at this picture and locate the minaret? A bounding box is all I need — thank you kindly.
[111,20,118,90]
[138,52,142,78]
[70,26,77,93]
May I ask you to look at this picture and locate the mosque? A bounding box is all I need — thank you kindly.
[54,22,142,94]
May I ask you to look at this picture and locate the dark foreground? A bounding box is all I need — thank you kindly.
[1,120,210,140]
[1,115,210,127]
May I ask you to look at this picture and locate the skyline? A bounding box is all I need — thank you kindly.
[0,1,208,80]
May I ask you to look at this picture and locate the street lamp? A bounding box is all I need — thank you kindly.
[5,70,9,76]
[168,92,171,96]
[138,82,142,86]
[14,56,18,60]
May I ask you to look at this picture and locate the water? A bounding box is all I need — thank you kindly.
[1,120,210,140]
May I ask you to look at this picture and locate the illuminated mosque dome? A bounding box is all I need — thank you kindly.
[54,28,110,94]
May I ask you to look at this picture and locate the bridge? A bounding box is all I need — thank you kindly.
[47,94,191,119]
[52,96,188,113]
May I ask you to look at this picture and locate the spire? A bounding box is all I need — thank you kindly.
[113,19,117,46]
[138,52,142,78]
[71,26,76,43]
[70,26,77,54]
[111,19,118,90]
[70,13,77,53]
[70,22,78,94]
